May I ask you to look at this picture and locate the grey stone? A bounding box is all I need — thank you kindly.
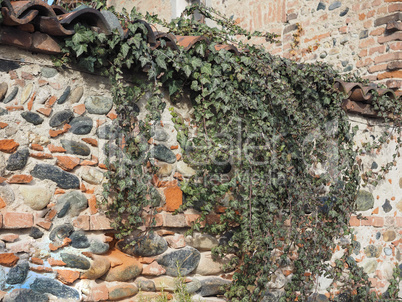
[31,164,80,189]
[343,65,353,72]
[151,145,176,164]
[57,86,71,104]
[56,191,88,217]
[382,199,392,213]
[0,82,8,102]
[383,230,396,242]
[320,52,327,59]
[157,246,201,276]
[69,116,93,135]
[186,233,218,250]
[30,277,80,299]
[57,201,70,218]
[41,67,58,78]
[339,7,349,17]
[69,230,90,248]
[108,284,138,300]
[0,153,4,176]
[21,83,33,104]
[101,10,124,37]
[6,262,29,284]
[85,96,113,115]
[0,107,7,116]
[68,86,84,104]
[60,253,90,270]
[355,190,374,211]
[317,2,326,10]
[49,110,74,127]
[117,232,168,257]
[376,232,381,240]
[0,59,19,72]
[341,60,348,67]
[97,124,120,140]
[0,266,5,289]
[340,36,349,45]
[153,129,168,141]
[197,277,231,297]
[21,112,44,125]
[328,1,341,10]
[364,245,382,258]
[359,30,369,40]
[20,185,52,210]
[135,277,155,291]
[29,227,44,239]
[60,139,91,156]
[186,278,202,293]
[363,260,378,274]
[49,223,74,242]
[3,289,48,302]
[0,183,15,205]
[371,161,378,169]
[177,161,196,177]
[89,239,110,254]
[6,148,29,171]
[3,87,18,104]
[352,241,361,255]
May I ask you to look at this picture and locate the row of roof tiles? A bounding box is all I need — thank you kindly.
[0,0,400,118]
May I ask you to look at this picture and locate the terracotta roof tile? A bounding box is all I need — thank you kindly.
[0,0,399,118]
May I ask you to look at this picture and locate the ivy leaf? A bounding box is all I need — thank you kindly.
[156,55,167,70]
[78,56,96,73]
[201,63,212,75]
[121,43,130,58]
[74,44,87,57]
[183,65,192,78]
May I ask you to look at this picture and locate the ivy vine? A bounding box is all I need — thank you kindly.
[55,2,402,301]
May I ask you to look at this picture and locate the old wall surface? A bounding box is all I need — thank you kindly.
[0,45,231,302]
[115,0,401,96]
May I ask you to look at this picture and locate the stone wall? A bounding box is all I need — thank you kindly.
[114,0,401,96]
[0,45,231,302]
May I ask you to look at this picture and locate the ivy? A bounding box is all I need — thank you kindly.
[55,2,402,301]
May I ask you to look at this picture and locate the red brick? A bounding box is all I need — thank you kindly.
[375,52,402,64]
[369,45,385,55]
[369,64,388,73]
[47,144,66,153]
[0,122,8,129]
[6,105,24,111]
[378,32,402,44]
[339,26,348,34]
[185,213,206,227]
[386,79,402,89]
[90,215,112,230]
[0,234,19,242]
[0,197,5,209]
[36,107,52,116]
[359,49,368,58]
[49,124,71,138]
[50,82,62,90]
[389,3,402,12]
[359,13,366,21]
[56,269,80,284]
[30,152,53,159]
[349,215,360,227]
[107,108,117,120]
[48,258,66,266]
[73,104,86,115]
[372,217,384,227]
[164,186,183,212]
[44,95,57,108]
[88,195,98,215]
[359,38,376,49]
[370,27,385,36]
[21,71,34,80]
[38,79,48,86]
[0,139,19,153]
[31,257,44,265]
[356,58,373,67]
[31,32,61,54]
[389,41,402,51]
[145,214,163,227]
[30,266,53,273]
[363,20,373,29]
[3,212,33,229]
[36,220,52,230]
[82,138,98,147]
[9,70,18,80]
[7,174,33,184]
[56,156,80,171]
[378,70,402,80]
[73,215,90,230]
[0,253,19,267]
[30,143,44,151]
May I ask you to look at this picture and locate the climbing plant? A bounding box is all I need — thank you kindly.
[55,3,402,301]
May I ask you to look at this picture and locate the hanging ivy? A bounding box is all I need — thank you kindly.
[55,3,402,301]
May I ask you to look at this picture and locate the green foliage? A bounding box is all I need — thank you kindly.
[56,2,402,301]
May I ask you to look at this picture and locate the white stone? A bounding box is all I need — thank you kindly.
[20,186,53,210]
[81,167,104,184]
[176,161,196,177]
[185,233,218,251]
